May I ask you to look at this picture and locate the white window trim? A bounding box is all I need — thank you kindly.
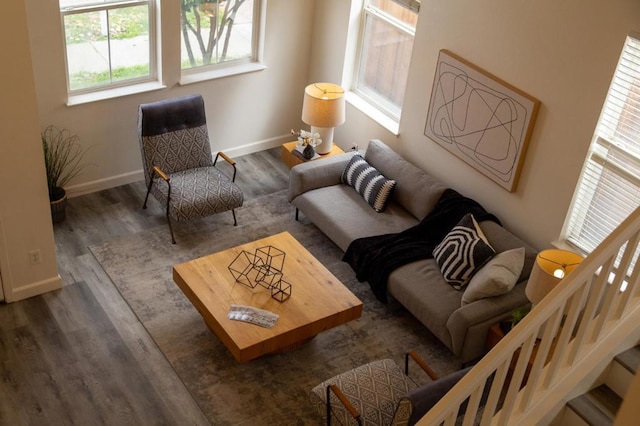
[560,32,640,256]
[60,0,158,97]
[60,0,267,104]
[179,0,267,84]
[345,91,400,135]
[349,0,417,130]
[67,81,166,106]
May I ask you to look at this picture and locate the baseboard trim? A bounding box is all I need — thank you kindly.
[6,275,63,303]
[65,134,290,198]
[66,170,144,198]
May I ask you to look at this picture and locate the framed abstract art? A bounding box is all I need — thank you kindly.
[424,50,540,192]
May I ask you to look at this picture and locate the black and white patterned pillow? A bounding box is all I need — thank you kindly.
[341,154,396,212]
[433,214,495,289]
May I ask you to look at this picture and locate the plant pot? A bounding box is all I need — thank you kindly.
[50,187,68,223]
[303,145,315,159]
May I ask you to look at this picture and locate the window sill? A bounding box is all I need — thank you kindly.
[345,92,400,135]
[179,62,267,85]
[66,81,166,106]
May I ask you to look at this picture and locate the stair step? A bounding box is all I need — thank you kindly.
[614,345,640,374]
[566,385,622,426]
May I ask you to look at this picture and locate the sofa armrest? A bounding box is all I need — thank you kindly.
[287,152,353,202]
[446,282,530,362]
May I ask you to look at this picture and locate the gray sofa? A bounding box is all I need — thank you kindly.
[288,139,536,363]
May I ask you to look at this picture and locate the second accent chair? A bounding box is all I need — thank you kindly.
[309,352,472,425]
[137,94,244,243]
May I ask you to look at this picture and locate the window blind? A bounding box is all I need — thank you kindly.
[564,33,640,255]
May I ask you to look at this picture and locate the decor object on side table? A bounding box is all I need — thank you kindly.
[280,140,345,169]
[291,129,322,160]
[526,249,584,305]
[424,49,540,192]
[301,82,345,155]
[41,125,90,223]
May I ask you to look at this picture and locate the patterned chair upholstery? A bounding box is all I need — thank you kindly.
[309,353,471,426]
[138,94,243,243]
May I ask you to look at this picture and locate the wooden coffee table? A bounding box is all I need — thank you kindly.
[172,232,363,362]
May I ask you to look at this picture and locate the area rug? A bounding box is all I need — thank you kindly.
[89,190,460,425]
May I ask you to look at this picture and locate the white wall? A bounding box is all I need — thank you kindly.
[324,0,640,250]
[0,2,62,302]
[25,0,316,196]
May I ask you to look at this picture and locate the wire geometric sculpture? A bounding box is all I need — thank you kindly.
[228,245,292,302]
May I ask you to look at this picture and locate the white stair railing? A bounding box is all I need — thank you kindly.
[418,206,640,426]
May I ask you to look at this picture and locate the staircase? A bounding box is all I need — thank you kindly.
[417,206,640,425]
[559,345,640,425]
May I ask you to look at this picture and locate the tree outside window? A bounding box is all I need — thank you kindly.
[180,0,255,70]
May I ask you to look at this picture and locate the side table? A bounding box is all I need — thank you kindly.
[486,323,557,390]
[281,141,345,169]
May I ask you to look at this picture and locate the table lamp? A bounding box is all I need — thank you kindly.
[301,82,345,155]
[526,249,584,306]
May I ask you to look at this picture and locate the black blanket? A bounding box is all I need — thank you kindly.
[342,188,500,302]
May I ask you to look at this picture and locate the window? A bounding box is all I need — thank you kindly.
[353,0,419,121]
[180,0,260,73]
[562,33,640,255]
[60,0,155,93]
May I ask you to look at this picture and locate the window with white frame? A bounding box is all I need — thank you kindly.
[563,33,640,255]
[59,0,156,93]
[354,0,419,121]
[180,0,260,73]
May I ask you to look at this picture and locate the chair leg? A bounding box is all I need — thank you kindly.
[164,186,176,244]
[326,386,332,426]
[232,209,237,226]
[166,209,176,245]
[143,178,154,209]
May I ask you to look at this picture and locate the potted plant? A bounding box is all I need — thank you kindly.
[41,125,90,223]
[500,306,531,333]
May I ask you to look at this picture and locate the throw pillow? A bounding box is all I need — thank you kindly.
[341,154,397,212]
[461,247,525,305]
[433,214,495,289]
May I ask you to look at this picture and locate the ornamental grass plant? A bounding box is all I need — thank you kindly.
[41,125,90,202]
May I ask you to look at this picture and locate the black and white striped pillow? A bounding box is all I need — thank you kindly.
[433,214,495,289]
[341,155,396,212]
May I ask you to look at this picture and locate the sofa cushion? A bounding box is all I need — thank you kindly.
[341,154,396,212]
[292,185,418,251]
[387,259,462,348]
[478,220,537,282]
[365,140,447,220]
[433,214,495,289]
[462,247,525,305]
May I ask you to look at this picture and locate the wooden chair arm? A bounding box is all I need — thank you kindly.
[152,166,170,182]
[327,384,361,425]
[215,151,236,166]
[406,351,439,381]
[214,152,238,182]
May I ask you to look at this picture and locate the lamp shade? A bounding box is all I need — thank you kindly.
[526,249,584,305]
[301,83,345,128]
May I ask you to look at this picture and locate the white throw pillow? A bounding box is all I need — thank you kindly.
[461,247,525,305]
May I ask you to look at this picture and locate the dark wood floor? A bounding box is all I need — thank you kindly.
[0,148,290,425]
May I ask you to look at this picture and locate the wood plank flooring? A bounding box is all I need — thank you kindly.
[0,148,290,425]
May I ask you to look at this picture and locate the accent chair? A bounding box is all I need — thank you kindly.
[137,94,243,243]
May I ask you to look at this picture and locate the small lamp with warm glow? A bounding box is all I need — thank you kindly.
[301,82,345,155]
[526,249,584,305]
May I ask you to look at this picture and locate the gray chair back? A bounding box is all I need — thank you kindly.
[138,94,214,184]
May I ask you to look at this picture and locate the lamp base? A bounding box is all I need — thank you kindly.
[311,126,334,155]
